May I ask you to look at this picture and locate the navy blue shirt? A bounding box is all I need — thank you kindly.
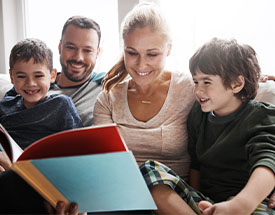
[0,94,83,149]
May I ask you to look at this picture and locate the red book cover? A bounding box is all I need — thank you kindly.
[0,123,128,162]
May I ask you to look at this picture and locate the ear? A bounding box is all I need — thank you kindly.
[58,40,62,54]
[96,47,101,57]
[231,75,245,94]
[50,68,57,83]
[167,43,172,57]
[9,70,14,84]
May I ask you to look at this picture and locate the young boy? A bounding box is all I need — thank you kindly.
[140,38,275,214]
[0,38,83,151]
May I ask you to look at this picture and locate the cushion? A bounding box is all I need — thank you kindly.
[255,81,275,105]
[0,74,12,99]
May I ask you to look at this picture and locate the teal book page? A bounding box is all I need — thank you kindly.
[31,151,157,213]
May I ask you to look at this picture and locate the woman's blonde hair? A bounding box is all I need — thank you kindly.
[102,2,171,92]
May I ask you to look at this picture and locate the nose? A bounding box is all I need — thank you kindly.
[26,77,36,86]
[194,84,203,96]
[136,56,147,71]
[72,49,84,62]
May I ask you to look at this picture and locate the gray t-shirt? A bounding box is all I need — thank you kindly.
[48,72,103,126]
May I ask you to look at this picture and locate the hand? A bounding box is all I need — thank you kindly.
[44,201,87,215]
[198,201,215,215]
[259,75,275,82]
[268,191,275,208]
[198,200,249,215]
[0,151,12,172]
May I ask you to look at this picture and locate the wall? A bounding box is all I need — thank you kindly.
[0,0,26,74]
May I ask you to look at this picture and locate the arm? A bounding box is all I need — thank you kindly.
[0,151,12,172]
[189,168,200,190]
[44,201,87,215]
[259,75,275,82]
[269,191,275,208]
[93,91,114,125]
[199,166,275,215]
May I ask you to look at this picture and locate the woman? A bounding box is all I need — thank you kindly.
[93,2,195,180]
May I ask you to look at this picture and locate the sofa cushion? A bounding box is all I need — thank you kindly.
[0,74,13,99]
[255,81,275,105]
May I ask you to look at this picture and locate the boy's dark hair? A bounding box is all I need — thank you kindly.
[61,16,101,47]
[9,38,53,71]
[189,38,261,100]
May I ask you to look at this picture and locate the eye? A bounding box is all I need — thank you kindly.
[84,49,93,54]
[16,75,26,79]
[66,45,75,50]
[127,51,137,56]
[204,81,211,85]
[35,74,44,78]
[193,80,198,85]
[148,53,158,57]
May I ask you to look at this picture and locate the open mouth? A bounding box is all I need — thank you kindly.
[24,89,40,95]
[199,98,210,104]
[69,62,85,69]
[135,71,152,77]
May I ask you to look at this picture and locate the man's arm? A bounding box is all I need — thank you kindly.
[268,191,275,208]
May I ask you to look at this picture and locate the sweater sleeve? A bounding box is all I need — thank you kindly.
[187,102,202,171]
[246,102,275,176]
[93,91,114,125]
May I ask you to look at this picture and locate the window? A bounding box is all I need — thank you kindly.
[25,0,120,73]
[24,0,275,76]
[159,0,275,75]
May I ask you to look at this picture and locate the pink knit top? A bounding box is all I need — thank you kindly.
[94,72,195,179]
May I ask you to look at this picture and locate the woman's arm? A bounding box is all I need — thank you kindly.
[93,91,114,125]
[199,166,275,215]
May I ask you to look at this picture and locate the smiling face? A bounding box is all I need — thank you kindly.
[123,26,171,87]
[58,24,100,86]
[192,70,243,116]
[10,58,56,108]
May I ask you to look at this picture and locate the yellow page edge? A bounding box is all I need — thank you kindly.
[12,161,70,209]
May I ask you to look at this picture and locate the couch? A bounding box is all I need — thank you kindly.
[1,73,275,104]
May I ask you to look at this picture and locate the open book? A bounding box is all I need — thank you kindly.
[0,123,156,213]
[0,124,23,162]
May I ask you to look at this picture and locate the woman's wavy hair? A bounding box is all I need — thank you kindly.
[189,38,261,100]
[102,2,171,92]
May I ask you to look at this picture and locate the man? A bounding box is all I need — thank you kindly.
[6,16,104,126]
[50,15,104,126]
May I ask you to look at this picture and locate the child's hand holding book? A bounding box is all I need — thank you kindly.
[0,151,11,172]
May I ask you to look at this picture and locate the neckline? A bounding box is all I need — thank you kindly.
[52,72,97,89]
[208,100,249,124]
[125,72,174,125]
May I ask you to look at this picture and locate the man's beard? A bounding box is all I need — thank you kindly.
[60,60,94,83]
